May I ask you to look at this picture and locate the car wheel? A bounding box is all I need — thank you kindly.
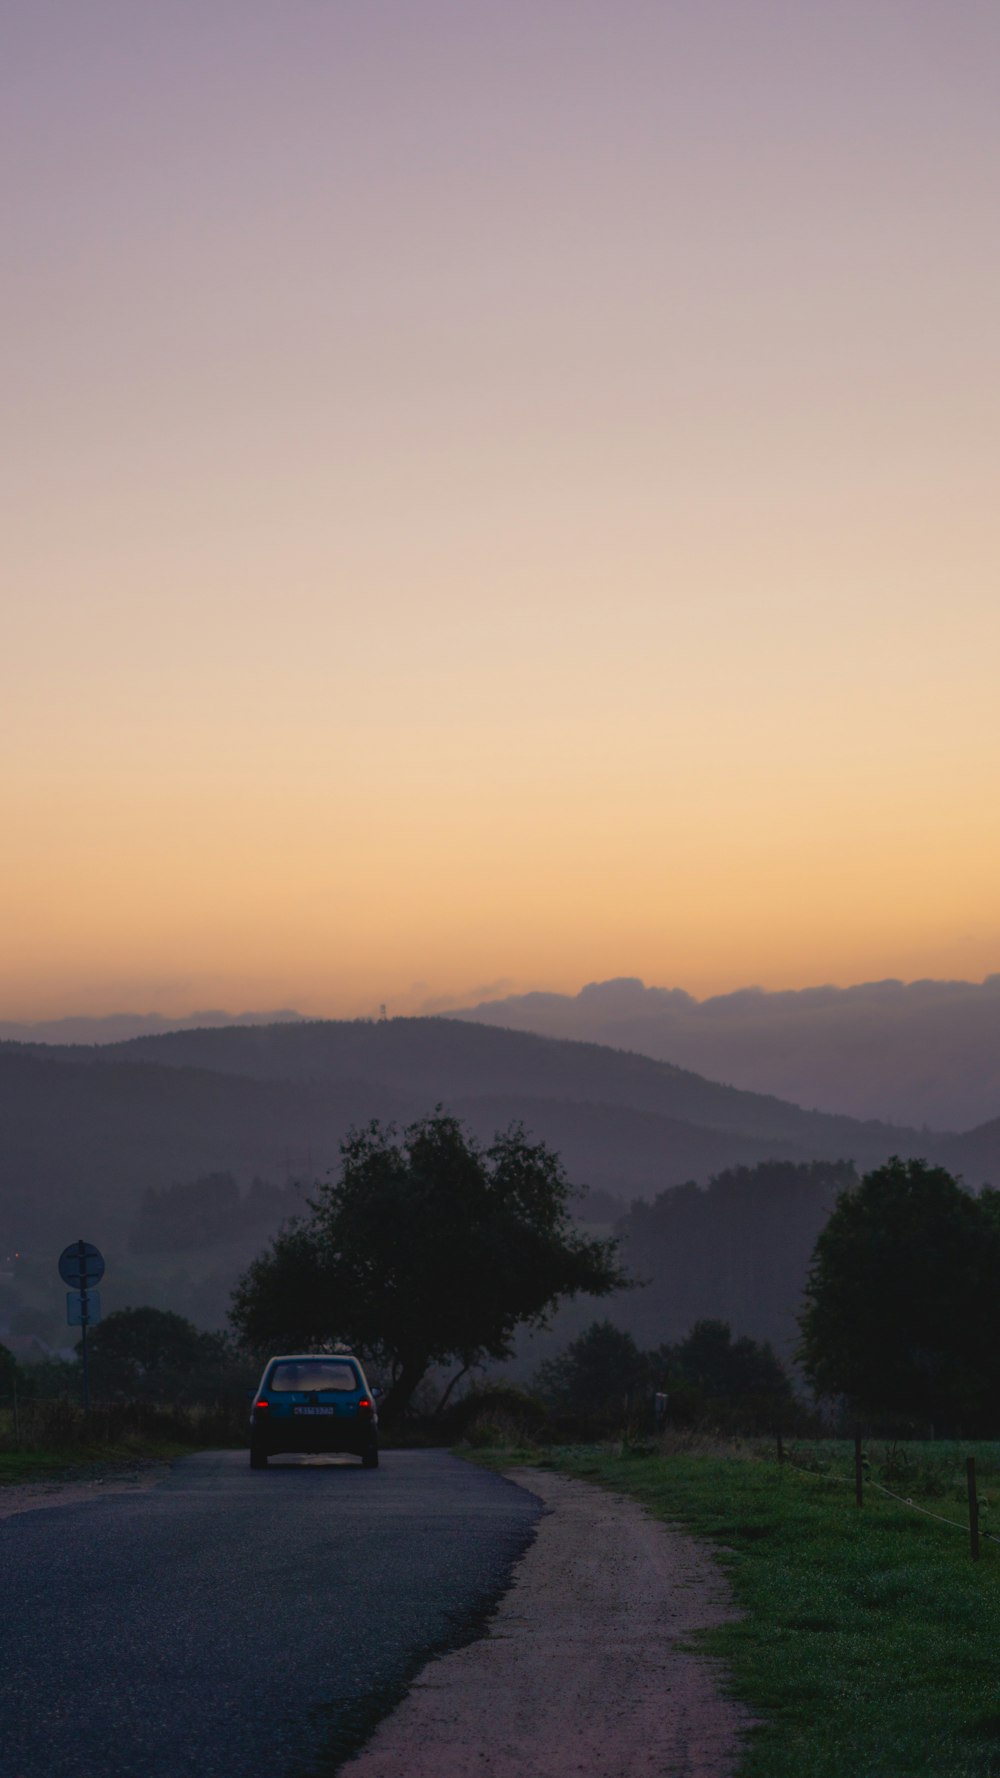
[361,1445,379,1469]
[250,1442,269,1468]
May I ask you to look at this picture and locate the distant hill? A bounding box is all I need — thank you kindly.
[0,1044,416,1246]
[3,1015,997,1336]
[17,1013,929,1148]
[0,1016,966,1246]
[454,975,1000,1130]
[939,1115,1000,1188]
[0,1009,304,1046]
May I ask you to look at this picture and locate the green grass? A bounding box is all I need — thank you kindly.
[0,1396,246,1477]
[781,1437,1000,1522]
[0,1437,194,1486]
[475,1436,1000,1778]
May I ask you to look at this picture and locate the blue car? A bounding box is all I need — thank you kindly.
[249,1353,379,1469]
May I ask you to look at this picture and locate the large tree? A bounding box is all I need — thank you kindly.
[665,1318,794,1420]
[230,1111,628,1421]
[0,1341,17,1393]
[798,1156,1000,1431]
[83,1307,229,1402]
[534,1320,649,1421]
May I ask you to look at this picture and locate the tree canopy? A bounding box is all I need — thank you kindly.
[534,1320,648,1420]
[83,1307,227,1401]
[230,1111,628,1420]
[533,1315,793,1431]
[0,1341,17,1393]
[798,1156,1000,1432]
[664,1318,793,1420]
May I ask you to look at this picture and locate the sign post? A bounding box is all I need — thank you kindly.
[58,1242,105,1416]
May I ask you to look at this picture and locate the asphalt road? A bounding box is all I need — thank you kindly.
[0,1450,541,1778]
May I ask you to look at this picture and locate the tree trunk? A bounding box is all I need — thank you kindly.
[433,1363,472,1419]
[378,1356,429,1427]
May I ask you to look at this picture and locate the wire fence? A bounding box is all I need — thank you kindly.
[775,1433,996,1561]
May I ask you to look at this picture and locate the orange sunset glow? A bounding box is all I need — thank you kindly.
[4,2,999,1020]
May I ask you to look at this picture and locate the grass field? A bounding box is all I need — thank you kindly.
[779,1436,1000,1528]
[0,1396,244,1484]
[0,1438,194,1486]
[478,1435,1000,1778]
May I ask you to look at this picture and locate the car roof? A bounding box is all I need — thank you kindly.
[266,1352,362,1365]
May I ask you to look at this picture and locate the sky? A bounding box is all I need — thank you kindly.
[3,1,999,1020]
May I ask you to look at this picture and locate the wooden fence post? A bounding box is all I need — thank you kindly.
[854,1430,864,1507]
[967,1456,980,1561]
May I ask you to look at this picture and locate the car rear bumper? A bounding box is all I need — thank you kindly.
[250,1418,376,1456]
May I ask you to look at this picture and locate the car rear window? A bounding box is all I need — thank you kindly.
[267,1360,360,1393]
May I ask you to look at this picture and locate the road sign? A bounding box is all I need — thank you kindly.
[57,1242,106,1414]
[66,1290,101,1327]
[58,1241,105,1289]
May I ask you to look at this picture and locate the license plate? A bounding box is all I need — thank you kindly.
[294,1405,336,1416]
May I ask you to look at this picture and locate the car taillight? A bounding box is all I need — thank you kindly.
[255,1399,269,1411]
[357,1397,373,1417]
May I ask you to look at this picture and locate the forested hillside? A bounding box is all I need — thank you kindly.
[608,1159,858,1356]
[13,1015,930,1143]
[2,1017,996,1338]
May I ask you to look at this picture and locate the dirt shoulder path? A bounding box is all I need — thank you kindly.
[344,1465,754,1778]
[0,1461,169,1519]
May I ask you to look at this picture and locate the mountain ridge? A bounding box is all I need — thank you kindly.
[454,975,1000,1129]
[5,1015,932,1145]
[3,1016,997,1335]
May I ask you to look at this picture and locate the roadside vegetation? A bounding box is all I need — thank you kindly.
[467,1432,1000,1778]
[0,1399,235,1485]
[0,1306,255,1483]
[0,1383,250,1484]
[451,1155,1000,1778]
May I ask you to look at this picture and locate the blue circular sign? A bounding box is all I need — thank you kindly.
[58,1241,105,1288]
